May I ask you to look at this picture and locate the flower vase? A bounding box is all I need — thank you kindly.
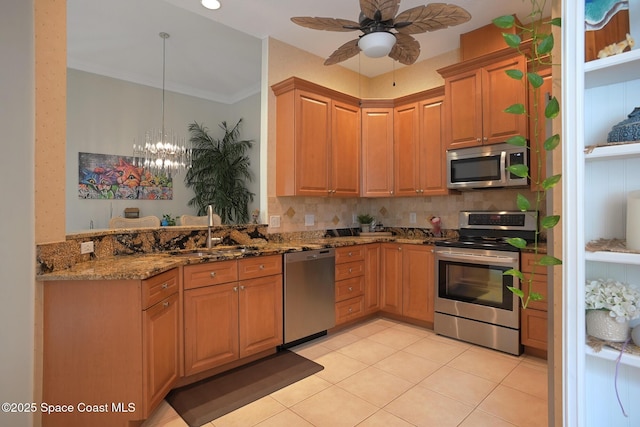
[361,225,370,233]
[586,310,630,342]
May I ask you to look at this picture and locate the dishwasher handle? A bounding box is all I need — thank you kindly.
[285,248,335,264]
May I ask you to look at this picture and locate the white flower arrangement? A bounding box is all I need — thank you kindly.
[585,278,640,323]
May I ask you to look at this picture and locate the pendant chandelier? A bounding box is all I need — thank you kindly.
[133,32,190,177]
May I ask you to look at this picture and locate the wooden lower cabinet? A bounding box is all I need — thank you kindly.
[183,256,283,376]
[364,244,381,314]
[520,252,549,354]
[380,243,435,323]
[43,268,180,427]
[334,246,366,325]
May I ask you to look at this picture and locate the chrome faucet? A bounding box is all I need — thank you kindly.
[206,205,222,248]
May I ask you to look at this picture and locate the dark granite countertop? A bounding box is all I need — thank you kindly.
[37,235,447,281]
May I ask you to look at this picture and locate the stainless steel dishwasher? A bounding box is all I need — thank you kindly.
[283,248,336,345]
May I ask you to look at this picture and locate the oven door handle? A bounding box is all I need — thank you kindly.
[435,251,518,267]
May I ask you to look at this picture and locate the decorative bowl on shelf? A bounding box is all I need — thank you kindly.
[607,107,640,143]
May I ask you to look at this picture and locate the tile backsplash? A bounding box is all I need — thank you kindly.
[268,188,541,233]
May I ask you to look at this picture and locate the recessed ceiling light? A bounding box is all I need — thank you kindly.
[201,0,221,10]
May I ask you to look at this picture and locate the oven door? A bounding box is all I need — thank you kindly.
[434,248,520,329]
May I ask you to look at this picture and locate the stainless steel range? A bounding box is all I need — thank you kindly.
[434,211,537,355]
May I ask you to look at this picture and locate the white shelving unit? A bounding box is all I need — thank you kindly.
[581,35,640,427]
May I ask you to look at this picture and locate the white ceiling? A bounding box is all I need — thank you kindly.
[67,0,550,104]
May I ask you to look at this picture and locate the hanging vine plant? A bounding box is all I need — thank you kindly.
[184,119,255,224]
[493,3,563,309]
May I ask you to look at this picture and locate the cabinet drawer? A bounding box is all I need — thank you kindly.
[521,253,549,276]
[336,296,364,324]
[142,268,178,309]
[335,276,364,302]
[335,246,365,264]
[335,260,364,281]
[238,255,282,280]
[184,260,238,290]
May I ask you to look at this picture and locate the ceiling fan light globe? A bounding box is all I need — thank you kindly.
[201,0,221,10]
[358,32,396,58]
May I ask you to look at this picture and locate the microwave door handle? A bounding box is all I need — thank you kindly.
[500,151,508,184]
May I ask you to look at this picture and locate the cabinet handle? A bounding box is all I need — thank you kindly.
[240,285,245,291]
[348,287,353,292]
[233,286,238,292]
[348,251,352,257]
[210,271,216,278]
[476,137,482,142]
[163,301,170,308]
[415,189,420,193]
[398,247,402,251]
[390,190,394,195]
[420,189,424,193]
[348,307,353,313]
[483,137,488,142]
[259,264,265,270]
[161,283,169,289]
[348,268,352,273]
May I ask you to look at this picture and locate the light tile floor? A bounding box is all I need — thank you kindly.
[143,317,548,427]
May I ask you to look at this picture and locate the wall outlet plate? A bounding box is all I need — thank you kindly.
[409,212,417,224]
[269,215,281,228]
[80,241,94,254]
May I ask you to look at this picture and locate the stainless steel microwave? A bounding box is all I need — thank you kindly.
[446,142,528,190]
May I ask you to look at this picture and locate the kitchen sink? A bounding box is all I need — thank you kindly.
[170,245,258,258]
[170,246,252,258]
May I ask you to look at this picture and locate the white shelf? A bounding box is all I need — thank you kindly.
[585,250,640,265]
[585,142,640,160]
[586,344,640,369]
[585,49,640,89]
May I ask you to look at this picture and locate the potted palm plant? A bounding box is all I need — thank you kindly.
[184,119,254,224]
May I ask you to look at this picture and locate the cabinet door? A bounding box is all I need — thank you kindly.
[481,55,527,145]
[331,100,361,196]
[521,308,548,351]
[528,66,552,191]
[239,274,283,358]
[380,243,403,314]
[444,68,483,149]
[419,96,448,196]
[184,283,239,375]
[364,243,381,314]
[295,90,332,196]
[402,245,435,322]
[394,103,421,196]
[361,107,394,197]
[143,293,179,413]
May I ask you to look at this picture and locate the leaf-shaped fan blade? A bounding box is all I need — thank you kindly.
[291,17,361,32]
[389,33,420,65]
[394,4,471,34]
[360,0,400,22]
[324,39,361,65]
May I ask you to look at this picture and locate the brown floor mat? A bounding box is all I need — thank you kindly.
[166,350,323,426]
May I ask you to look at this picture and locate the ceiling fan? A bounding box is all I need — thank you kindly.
[291,0,471,66]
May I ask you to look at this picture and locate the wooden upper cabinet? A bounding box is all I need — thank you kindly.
[331,100,361,196]
[393,87,448,197]
[272,77,360,197]
[394,102,420,196]
[361,102,394,197]
[439,52,527,149]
